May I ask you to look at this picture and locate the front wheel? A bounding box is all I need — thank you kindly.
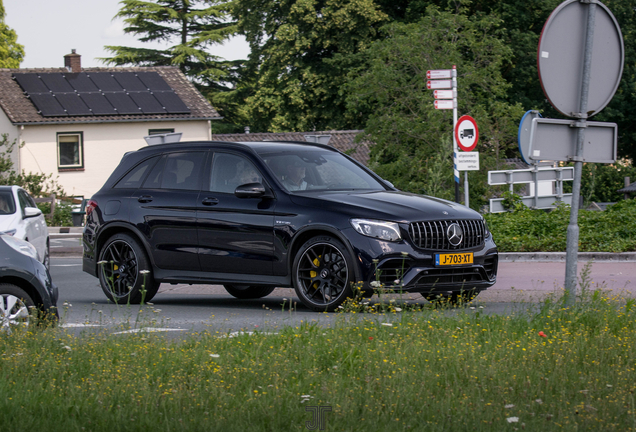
[98,233,160,304]
[0,284,35,331]
[293,236,355,312]
[223,285,276,299]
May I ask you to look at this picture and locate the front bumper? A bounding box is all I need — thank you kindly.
[343,228,498,295]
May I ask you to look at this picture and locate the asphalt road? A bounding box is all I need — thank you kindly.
[49,256,636,336]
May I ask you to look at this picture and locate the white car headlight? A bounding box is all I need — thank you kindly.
[350,219,401,242]
[2,234,39,260]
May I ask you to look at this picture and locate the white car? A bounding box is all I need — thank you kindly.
[0,185,49,269]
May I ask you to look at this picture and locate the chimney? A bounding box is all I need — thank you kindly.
[64,49,81,73]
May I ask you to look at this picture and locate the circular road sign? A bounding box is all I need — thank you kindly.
[518,110,542,164]
[537,0,623,118]
[455,115,479,152]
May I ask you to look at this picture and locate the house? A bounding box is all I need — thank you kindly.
[211,130,372,166]
[0,50,220,198]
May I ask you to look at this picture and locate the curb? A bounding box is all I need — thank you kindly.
[499,252,636,263]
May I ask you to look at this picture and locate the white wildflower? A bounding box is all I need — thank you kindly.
[210,354,220,358]
[506,417,519,423]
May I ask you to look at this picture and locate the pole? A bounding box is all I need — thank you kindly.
[464,172,469,207]
[564,1,596,305]
[452,65,460,203]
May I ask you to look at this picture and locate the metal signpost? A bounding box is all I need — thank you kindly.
[427,66,460,203]
[455,115,479,207]
[536,0,623,304]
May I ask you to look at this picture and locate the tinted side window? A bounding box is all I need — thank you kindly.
[18,190,32,210]
[142,152,205,191]
[209,153,262,193]
[114,156,159,189]
[0,191,16,215]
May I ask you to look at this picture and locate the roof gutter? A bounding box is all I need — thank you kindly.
[12,116,223,126]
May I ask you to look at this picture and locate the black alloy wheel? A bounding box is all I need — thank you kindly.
[223,285,276,299]
[293,236,354,312]
[98,233,159,304]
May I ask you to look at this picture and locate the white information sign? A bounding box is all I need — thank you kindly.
[434,100,454,110]
[427,69,452,79]
[427,80,452,90]
[456,152,479,171]
[433,90,453,99]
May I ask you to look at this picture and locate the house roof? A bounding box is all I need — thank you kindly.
[0,66,220,125]
[211,130,372,165]
[617,182,636,193]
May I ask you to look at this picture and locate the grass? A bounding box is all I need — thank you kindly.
[1,288,635,431]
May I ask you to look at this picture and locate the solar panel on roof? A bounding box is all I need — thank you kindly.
[103,92,142,115]
[28,94,67,116]
[39,74,74,93]
[137,72,173,91]
[55,93,92,116]
[79,93,116,115]
[154,91,191,114]
[13,73,49,93]
[14,71,193,118]
[66,73,99,92]
[114,73,148,91]
[88,73,123,92]
[128,92,166,114]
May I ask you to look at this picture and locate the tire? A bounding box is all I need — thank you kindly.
[223,285,276,299]
[292,236,355,312]
[423,290,479,305]
[0,284,35,331]
[98,233,160,304]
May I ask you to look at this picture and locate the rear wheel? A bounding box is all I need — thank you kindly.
[98,233,160,304]
[223,285,276,299]
[0,284,35,331]
[293,236,355,312]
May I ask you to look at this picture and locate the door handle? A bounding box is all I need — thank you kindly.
[138,195,153,203]
[201,197,219,206]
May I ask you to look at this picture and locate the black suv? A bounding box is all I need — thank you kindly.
[82,141,497,311]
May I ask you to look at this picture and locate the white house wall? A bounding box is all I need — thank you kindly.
[19,121,211,198]
[0,110,20,172]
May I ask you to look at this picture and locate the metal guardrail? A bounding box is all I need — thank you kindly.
[488,166,574,212]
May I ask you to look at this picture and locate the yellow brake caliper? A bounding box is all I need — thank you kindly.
[310,256,321,289]
[113,264,119,279]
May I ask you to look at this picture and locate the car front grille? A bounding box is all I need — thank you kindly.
[408,219,485,250]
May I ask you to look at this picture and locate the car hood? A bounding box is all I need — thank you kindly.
[290,190,480,222]
[0,213,21,233]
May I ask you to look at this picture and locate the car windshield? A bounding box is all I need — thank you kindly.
[0,191,16,215]
[260,149,386,192]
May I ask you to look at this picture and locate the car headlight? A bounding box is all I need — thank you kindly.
[1,229,16,236]
[483,219,491,238]
[350,219,401,242]
[1,234,39,260]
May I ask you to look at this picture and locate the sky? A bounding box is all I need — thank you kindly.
[4,0,250,68]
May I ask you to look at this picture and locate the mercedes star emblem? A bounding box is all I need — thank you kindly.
[446,223,463,247]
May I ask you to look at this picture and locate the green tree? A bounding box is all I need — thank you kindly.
[346,5,524,209]
[232,0,388,132]
[102,0,238,91]
[0,0,24,68]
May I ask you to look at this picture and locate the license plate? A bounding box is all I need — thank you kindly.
[435,252,473,266]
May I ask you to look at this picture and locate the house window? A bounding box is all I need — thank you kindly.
[149,128,175,135]
[57,132,84,170]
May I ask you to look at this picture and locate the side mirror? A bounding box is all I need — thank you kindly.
[24,207,43,218]
[235,182,269,199]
